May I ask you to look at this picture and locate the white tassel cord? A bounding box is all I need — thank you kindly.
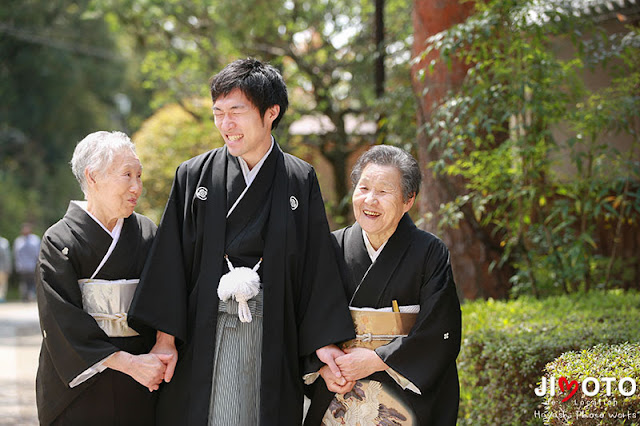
[217,255,262,323]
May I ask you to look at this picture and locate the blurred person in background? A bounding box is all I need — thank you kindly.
[35,131,170,426]
[13,222,40,301]
[0,234,11,302]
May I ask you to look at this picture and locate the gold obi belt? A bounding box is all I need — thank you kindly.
[342,306,419,350]
[78,278,140,337]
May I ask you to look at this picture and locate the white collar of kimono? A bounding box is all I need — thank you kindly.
[362,229,388,263]
[72,201,124,239]
[237,137,274,187]
[227,137,274,218]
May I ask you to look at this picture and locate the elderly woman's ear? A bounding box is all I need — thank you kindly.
[405,194,416,210]
[84,168,97,187]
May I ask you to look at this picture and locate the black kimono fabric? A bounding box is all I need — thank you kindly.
[35,202,157,426]
[128,142,355,426]
[305,213,462,426]
[224,148,271,271]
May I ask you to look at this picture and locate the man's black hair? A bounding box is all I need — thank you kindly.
[209,58,289,129]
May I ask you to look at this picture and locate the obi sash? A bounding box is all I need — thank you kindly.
[77,215,138,337]
[78,278,140,337]
[341,305,419,350]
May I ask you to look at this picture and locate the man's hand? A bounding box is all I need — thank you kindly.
[316,344,346,380]
[150,331,178,383]
[335,347,388,382]
[319,365,355,394]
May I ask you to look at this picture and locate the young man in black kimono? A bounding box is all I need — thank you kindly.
[129,58,354,426]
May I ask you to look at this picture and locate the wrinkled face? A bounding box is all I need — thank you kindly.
[352,163,414,247]
[90,149,142,222]
[213,88,278,168]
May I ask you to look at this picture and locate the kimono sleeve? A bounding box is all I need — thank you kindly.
[374,241,461,393]
[297,170,355,359]
[128,169,188,344]
[36,233,118,385]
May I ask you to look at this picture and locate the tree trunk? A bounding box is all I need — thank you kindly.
[374,0,387,143]
[411,0,511,300]
[374,0,385,99]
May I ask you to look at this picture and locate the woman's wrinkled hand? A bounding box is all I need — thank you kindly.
[335,347,388,382]
[104,351,172,392]
[128,353,173,391]
[319,365,355,394]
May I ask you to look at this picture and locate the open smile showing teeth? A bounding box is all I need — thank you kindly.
[364,210,380,217]
[228,134,243,141]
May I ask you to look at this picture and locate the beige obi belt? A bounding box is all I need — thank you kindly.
[78,278,140,337]
[342,306,419,350]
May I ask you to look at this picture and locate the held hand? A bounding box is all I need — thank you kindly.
[130,353,171,392]
[104,352,168,392]
[319,365,355,394]
[335,347,388,382]
[151,331,178,383]
[316,344,346,380]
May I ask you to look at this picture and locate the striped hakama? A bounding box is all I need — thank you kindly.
[209,290,264,426]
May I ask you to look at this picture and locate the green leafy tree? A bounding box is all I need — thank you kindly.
[0,0,138,237]
[418,0,639,297]
[92,0,416,226]
[569,31,640,290]
[133,99,221,223]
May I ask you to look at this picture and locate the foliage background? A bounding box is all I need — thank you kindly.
[459,291,640,424]
[1,0,416,239]
[417,0,639,298]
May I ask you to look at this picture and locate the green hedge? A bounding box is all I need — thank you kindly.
[458,291,640,425]
[544,343,640,425]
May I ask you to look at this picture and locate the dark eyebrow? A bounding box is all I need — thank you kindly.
[213,104,248,112]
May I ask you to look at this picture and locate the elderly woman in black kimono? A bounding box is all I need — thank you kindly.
[306,145,462,425]
[35,131,170,426]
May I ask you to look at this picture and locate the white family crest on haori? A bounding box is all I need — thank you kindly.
[289,195,298,210]
[195,186,208,200]
[217,255,262,323]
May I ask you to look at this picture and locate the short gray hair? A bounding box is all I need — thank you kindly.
[70,131,136,197]
[351,145,421,202]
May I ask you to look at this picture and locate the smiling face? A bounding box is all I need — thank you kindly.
[352,163,415,250]
[86,148,142,230]
[213,88,279,169]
